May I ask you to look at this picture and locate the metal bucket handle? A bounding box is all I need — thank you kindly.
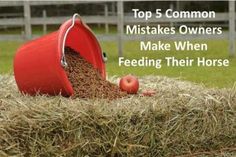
[61,13,107,67]
[61,13,80,67]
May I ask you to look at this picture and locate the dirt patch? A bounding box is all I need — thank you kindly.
[64,47,127,100]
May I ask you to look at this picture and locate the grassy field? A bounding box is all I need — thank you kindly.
[1,39,235,88]
[102,40,236,88]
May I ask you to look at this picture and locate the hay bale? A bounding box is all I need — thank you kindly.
[0,75,236,156]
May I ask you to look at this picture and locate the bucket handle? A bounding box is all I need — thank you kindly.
[61,13,81,67]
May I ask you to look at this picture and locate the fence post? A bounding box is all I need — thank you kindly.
[229,1,235,57]
[23,0,31,40]
[104,3,109,34]
[42,10,47,35]
[176,0,180,11]
[111,2,116,16]
[170,3,174,27]
[117,1,124,57]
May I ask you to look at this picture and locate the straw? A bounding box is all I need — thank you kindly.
[0,75,235,156]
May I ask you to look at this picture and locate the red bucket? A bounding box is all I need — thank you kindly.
[14,14,106,96]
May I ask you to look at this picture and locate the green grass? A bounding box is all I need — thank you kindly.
[102,40,236,88]
[0,39,235,88]
[0,41,22,73]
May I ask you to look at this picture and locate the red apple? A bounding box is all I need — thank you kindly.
[119,75,139,94]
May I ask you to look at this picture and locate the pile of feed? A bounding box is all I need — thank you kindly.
[0,76,236,157]
[64,47,126,99]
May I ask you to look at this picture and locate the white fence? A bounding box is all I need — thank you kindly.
[0,1,235,56]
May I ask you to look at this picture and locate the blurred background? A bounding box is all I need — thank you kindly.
[0,1,235,88]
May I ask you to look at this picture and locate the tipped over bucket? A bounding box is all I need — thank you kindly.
[14,14,106,96]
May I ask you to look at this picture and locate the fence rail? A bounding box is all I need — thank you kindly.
[0,13,233,26]
[0,1,101,6]
[0,1,235,56]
